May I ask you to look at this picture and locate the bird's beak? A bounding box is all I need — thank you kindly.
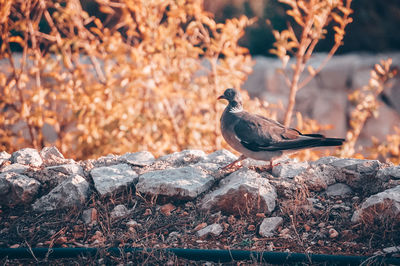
[217,95,226,100]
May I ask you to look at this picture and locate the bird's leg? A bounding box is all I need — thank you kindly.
[262,160,282,171]
[221,155,247,170]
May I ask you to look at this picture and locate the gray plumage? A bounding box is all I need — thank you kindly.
[218,88,345,168]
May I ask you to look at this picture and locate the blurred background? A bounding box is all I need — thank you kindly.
[1,0,399,162]
[75,0,400,56]
[203,0,400,55]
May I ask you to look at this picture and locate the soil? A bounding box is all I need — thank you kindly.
[0,170,399,265]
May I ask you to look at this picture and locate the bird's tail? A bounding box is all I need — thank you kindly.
[303,134,345,147]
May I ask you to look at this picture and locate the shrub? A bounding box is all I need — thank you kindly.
[0,0,265,159]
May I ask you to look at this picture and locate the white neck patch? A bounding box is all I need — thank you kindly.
[229,106,243,113]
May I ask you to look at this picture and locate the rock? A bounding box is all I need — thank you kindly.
[40,146,71,166]
[27,168,67,188]
[197,223,223,238]
[110,204,130,219]
[268,177,298,198]
[91,164,138,196]
[46,164,84,176]
[93,154,120,167]
[202,149,237,165]
[29,163,83,189]
[311,90,348,137]
[192,162,221,172]
[259,217,283,237]
[382,246,400,254]
[295,164,338,192]
[311,156,341,166]
[136,166,214,200]
[0,172,41,206]
[326,183,353,197]
[1,163,29,174]
[279,228,292,239]
[351,185,400,224]
[11,148,43,167]
[119,151,155,167]
[243,56,284,99]
[329,228,339,238]
[82,208,97,224]
[157,150,206,166]
[32,174,89,211]
[160,203,176,216]
[200,168,277,215]
[126,220,141,228]
[166,231,181,243]
[330,158,383,194]
[357,103,400,148]
[272,160,309,179]
[0,151,11,165]
[377,166,400,180]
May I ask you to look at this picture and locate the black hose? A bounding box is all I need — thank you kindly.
[0,247,399,265]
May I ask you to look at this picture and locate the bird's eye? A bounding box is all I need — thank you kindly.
[225,89,234,98]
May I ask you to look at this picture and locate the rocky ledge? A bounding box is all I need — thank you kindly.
[0,147,399,257]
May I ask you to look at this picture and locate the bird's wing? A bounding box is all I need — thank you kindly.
[233,112,324,152]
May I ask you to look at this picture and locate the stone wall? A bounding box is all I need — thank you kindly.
[1,147,399,234]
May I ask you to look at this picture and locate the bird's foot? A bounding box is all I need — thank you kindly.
[221,160,242,170]
[250,161,281,172]
[220,155,246,170]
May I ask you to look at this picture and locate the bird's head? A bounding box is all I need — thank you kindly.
[218,88,243,113]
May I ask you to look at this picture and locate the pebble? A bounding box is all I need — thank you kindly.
[329,228,339,238]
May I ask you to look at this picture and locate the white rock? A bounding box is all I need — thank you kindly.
[0,151,11,165]
[32,174,89,211]
[383,246,400,254]
[295,164,338,192]
[110,204,130,219]
[136,166,214,200]
[11,148,43,167]
[0,172,41,206]
[326,183,353,197]
[93,154,119,167]
[119,151,155,167]
[200,168,277,215]
[312,156,341,166]
[192,162,220,172]
[46,164,84,176]
[91,164,138,196]
[377,166,400,180]
[82,208,96,224]
[157,150,206,165]
[40,146,70,165]
[351,185,400,224]
[272,161,309,179]
[197,223,223,238]
[1,163,29,174]
[202,149,237,165]
[126,220,140,228]
[259,217,283,237]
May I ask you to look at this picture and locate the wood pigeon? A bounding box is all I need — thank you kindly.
[218,88,345,169]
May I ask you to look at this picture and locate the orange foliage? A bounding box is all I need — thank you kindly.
[0,0,267,159]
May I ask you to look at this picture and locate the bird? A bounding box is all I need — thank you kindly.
[218,88,345,169]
